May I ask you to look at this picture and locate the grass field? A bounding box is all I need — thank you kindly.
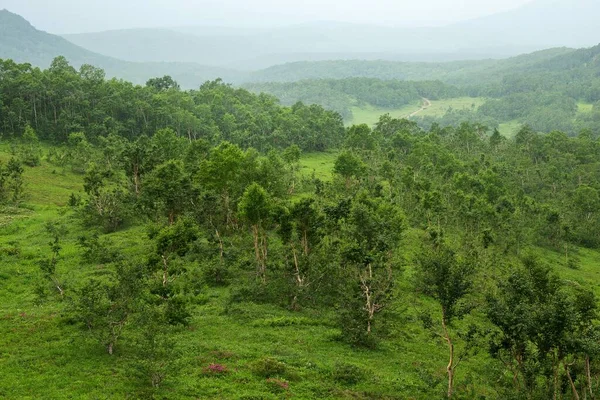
[417,97,486,118]
[298,151,338,181]
[498,120,522,138]
[348,102,421,126]
[577,102,594,113]
[349,97,487,127]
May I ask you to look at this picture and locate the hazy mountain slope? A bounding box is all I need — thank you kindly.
[248,47,577,84]
[62,0,598,69]
[63,28,256,67]
[0,9,243,87]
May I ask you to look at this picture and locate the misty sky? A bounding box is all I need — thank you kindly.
[0,0,536,33]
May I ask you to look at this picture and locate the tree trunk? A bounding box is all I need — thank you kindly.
[133,164,140,195]
[215,229,224,265]
[566,362,581,400]
[252,225,266,283]
[162,255,168,287]
[586,354,594,399]
[441,309,454,399]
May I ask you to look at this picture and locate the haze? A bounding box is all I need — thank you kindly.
[0,0,535,33]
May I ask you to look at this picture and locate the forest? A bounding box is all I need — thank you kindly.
[2,55,600,399]
[247,45,600,135]
[244,78,460,121]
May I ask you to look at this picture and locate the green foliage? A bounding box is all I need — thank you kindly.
[251,357,287,378]
[239,183,272,227]
[245,78,460,121]
[77,233,122,264]
[332,363,367,385]
[0,158,25,205]
[18,124,42,167]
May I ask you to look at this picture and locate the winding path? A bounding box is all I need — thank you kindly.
[405,97,432,119]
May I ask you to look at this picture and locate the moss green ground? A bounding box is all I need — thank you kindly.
[1,145,599,399]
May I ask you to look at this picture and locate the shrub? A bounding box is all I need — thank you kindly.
[265,378,289,393]
[251,357,286,378]
[332,362,366,385]
[202,363,228,376]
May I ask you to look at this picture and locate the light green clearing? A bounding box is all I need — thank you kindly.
[498,120,522,138]
[349,97,487,127]
[577,102,594,113]
[298,151,337,181]
[349,102,421,126]
[417,97,486,118]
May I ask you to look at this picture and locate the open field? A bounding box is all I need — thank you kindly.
[577,102,594,113]
[349,97,487,127]
[498,120,522,138]
[348,103,421,126]
[416,97,486,118]
[298,151,338,182]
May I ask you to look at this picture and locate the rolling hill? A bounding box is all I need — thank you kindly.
[61,0,600,69]
[0,9,242,87]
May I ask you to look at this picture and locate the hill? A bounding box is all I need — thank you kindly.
[0,9,243,87]
[248,47,578,84]
[61,0,599,69]
[243,78,461,121]
[3,55,600,399]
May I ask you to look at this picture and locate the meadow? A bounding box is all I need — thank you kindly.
[2,142,600,399]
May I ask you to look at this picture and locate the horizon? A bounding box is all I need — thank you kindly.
[0,0,536,34]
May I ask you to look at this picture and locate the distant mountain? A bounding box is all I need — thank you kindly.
[62,0,599,69]
[0,9,243,87]
[247,47,578,85]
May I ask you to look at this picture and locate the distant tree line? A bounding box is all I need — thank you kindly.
[0,57,344,152]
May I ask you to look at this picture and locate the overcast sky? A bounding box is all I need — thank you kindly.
[1,0,536,33]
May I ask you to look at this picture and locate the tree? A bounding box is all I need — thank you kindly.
[333,151,366,188]
[147,219,199,326]
[81,163,130,232]
[38,222,66,298]
[239,183,272,283]
[71,263,145,355]
[146,76,180,92]
[282,144,302,193]
[338,193,405,346]
[487,256,600,399]
[18,124,41,167]
[143,160,193,224]
[1,158,25,205]
[416,233,474,398]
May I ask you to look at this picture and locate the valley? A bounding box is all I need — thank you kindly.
[2,2,600,399]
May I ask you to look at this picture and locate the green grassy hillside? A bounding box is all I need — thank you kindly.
[2,139,600,398]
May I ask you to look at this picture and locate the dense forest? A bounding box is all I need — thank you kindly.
[244,78,460,120]
[0,57,344,151]
[2,55,600,399]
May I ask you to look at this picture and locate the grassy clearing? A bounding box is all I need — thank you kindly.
[417,97,486,118]
[298,151,338,182]
[349,97,487,127]
[498,120,522,138]
[577,102,594,114]
[349,103,421,126]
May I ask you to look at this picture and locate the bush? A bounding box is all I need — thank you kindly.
[251,357,286,378]
[77,234,122,264]
[332,362,366,385]
[265,378,289,394]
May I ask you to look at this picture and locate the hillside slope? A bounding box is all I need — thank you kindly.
[0,9,242,87]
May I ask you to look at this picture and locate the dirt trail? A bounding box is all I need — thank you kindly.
[405,97,431,118]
